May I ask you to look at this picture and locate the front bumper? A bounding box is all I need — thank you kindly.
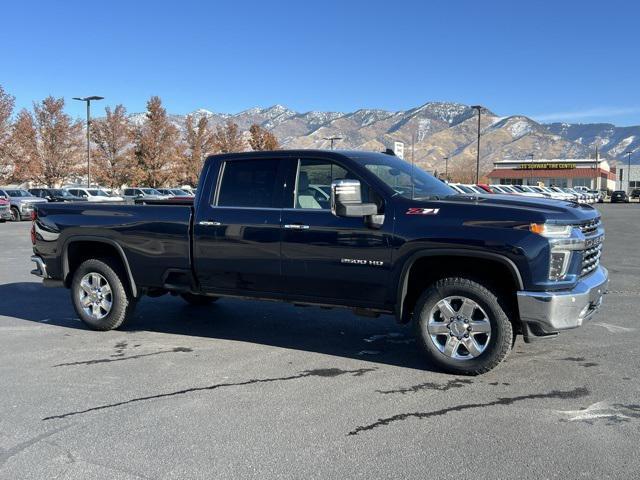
[517,266,608,336]
[0,208,10,220]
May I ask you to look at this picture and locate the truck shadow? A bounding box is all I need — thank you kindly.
[0,282,432,371]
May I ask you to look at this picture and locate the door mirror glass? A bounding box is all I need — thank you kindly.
[331,179,377,217]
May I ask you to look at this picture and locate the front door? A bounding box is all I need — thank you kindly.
[193,157,285,295]
[280,157,392,308]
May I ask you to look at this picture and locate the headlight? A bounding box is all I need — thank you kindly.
[529,223,572,238]
[530,223,578,280]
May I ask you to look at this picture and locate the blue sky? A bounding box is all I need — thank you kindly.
[1,0,639,125]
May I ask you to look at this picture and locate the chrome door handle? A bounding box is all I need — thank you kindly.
[284,224,310,230]
[198,220,222,226]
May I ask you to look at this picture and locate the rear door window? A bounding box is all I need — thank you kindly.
[216,159,281,208]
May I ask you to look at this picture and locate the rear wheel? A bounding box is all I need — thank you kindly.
[414,277,513,375]
[71,258,136,331]
[180,293,218,306]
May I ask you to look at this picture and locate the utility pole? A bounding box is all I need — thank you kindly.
[323,136,342,150]
[73,96,104,187]
[471,105,482,183]
[444,156,449,181]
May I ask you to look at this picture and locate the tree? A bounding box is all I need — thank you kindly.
[133,96,180,187]
[180,114,214,185]
[248,124,279,151]
[211,120,245,153]
[10,97,83,186]
[91,105,137,189]
[0,85,15,181]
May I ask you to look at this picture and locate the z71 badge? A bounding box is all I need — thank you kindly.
[406,208,440,215]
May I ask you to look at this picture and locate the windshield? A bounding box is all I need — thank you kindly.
[171,189,190,195]
[360,155,454,199]
[141,188,161,195]
[6,189,33,197]
[88,189,109,196]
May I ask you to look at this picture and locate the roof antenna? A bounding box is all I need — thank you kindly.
[383,148,396,156]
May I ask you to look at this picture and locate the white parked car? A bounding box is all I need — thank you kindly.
[65,187,124,202]
[122,187,169,203]
[506,185,546,198]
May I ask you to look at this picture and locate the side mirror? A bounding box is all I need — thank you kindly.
[82,194,88,198]
[331,179,378,218]
[45,196,52,201]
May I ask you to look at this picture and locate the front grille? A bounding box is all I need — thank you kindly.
[579,218,601,236]
[581,244,602,276]
[579,217,603,277]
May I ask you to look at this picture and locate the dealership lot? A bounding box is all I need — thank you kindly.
[0,204,639,480]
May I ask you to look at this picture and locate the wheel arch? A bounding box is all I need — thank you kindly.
[395,249,524,324]
[62,236,138,297]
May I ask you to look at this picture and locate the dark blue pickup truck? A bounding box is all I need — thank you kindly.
[30,150,608,374]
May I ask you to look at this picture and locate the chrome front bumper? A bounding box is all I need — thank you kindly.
[517,266,608,335]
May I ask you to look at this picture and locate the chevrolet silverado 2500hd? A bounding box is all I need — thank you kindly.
[30,150,608,374]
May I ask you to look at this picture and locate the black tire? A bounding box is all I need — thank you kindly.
[414,277,513,375]
[10,206,20,222]
[71,258,136,331]
[180,293,218,306]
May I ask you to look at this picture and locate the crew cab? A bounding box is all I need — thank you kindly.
[29,150,608,374]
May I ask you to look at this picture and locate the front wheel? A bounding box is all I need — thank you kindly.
[414,277,513,375]
[71,258,136,331]
[10,206,20,222]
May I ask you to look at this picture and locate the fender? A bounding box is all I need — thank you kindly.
[395,248,524,321]
[62,236,138,297]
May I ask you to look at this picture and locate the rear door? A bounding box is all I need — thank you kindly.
[280,156,392,307]
[193,157,286,296]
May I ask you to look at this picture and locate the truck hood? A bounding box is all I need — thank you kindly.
[423,193,598,224]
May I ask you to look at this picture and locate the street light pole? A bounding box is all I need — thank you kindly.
[73,96,104,187]
[323,136,342,150]
[471,105,482,183]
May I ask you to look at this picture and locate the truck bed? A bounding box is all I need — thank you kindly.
[33,202,193,290]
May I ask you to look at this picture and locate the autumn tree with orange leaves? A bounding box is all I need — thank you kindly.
[0,85,15,182]
[248,124,279,151]
[133,96,180,187]
[180,114,215,185]
[10,96,83,186]
[211,120,245,153]
[91,104,137,189]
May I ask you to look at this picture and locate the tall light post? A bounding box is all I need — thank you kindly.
[73,96,104,187]
[471,105,482,183]
[625,150,633,193]
[444,156,449,181]
[323,136,342,150]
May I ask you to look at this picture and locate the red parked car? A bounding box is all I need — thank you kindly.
[476,183,495,193]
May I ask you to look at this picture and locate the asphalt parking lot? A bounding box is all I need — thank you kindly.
[1,204,639,480]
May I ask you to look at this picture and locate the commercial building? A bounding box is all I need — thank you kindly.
[615,164,640,193]
[487,158,616,191]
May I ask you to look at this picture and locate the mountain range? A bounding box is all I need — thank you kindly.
[129,102,640,173]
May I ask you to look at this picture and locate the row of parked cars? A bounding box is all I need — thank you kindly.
[0,186,196,222]
[448,183,604,204]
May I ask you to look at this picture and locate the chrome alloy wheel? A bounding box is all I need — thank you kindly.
[427,296,492,360]
[78,272,113,320]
